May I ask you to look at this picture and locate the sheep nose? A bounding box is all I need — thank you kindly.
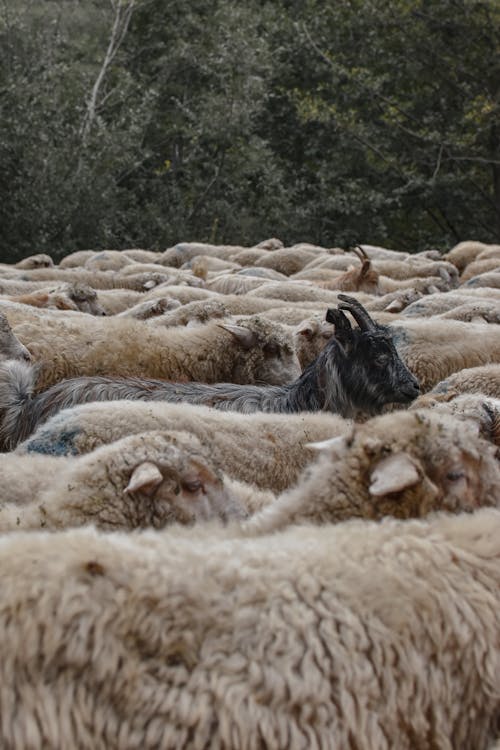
[22,348,32,363]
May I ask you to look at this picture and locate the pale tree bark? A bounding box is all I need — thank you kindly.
[80,0,136,143]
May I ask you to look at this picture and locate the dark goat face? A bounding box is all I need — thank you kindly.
[347,331,420,412]
[325,296,419,415]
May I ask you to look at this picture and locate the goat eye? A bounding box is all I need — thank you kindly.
[182,479,203,494]
[446,470,466,482]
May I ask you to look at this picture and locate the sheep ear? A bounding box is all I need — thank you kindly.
[306,435,347,453]
[125,461,163,496]
[295,321,314,339]
[219,323,257,349]
[369,453,420,497]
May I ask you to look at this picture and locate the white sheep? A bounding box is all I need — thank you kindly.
[8,312,299,390]
[426,363,500,400]
[390,317,500,391]
[0,508,498,748]
[245,409,500,533]
[0,430,244,531]
[16,400,351,492]
[442,240,500,272]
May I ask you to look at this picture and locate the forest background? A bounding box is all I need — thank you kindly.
[0,0,499,262]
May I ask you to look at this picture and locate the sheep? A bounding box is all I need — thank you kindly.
[245,409,500,533]
[16,400,351,492]
[464,271,500,289]
[248,281,345,303]
[115,297,181,320]
[409,393,500,447]
[0,508,499,748]
[437,300,500,324]
[293,315,335,369]
[148,298,228,328]
[389,317,500,391]
[0,431,245,531]
[13,253,54,269]
[7,313,299,390]
[0,313,32,363]
[160,242,249,267]
[401,291,486,317]
[443,240,500,272]
[252,246,319,275]
[205,274,268,295]
[84,250,137,272]
[460,257,500,281]
[422,364,500,401]
[1,267,173,291]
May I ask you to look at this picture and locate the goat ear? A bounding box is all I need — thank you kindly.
[125,461,164,496]
[369,453,420,497]
[218,323,257,349]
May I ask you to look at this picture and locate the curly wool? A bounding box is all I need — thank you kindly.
[0,509,498,748]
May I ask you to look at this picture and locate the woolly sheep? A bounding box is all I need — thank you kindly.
[0,508,498,748]
[443,240,500,272]
[2,267,172,291]
[460,257,500,281]
[246,409,500,533]
[16,400,351,492]
[8,313,299,390]
[84,250,136,272]
[115,297,180,320]
[13,253,54,269]
[409,393,500,447]
[464,271,500,289]
[0,431,244,531]
[149,298,228,328]
[422,364,500,401]
[253,246,319,275]
[390,317,500,391]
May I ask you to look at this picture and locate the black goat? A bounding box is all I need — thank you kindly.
[0,296,419,450]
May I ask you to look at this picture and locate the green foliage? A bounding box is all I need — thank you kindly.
[0,0,499,260]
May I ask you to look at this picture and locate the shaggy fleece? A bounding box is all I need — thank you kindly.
[0,509,498,749]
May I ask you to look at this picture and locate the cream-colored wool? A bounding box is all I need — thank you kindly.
[16,401,351,492]
[6,312,299,390]
[0,508,498,748]
[443,240,500,272]
[389,317,500,391]
[0,431,244,531]
[245,409,500,533]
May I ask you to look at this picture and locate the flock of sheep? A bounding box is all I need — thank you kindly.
[0,238,500,748]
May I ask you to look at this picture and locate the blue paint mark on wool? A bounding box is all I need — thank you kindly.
[25,427,81,456]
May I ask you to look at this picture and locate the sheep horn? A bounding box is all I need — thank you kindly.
[337,294,377,332]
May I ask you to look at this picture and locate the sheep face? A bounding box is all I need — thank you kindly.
[222,316,300,385]
[0,314,32,363]
[309,411,499,522]
[63,432,246,530]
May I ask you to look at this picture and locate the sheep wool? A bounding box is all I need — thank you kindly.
[0,509,498,748]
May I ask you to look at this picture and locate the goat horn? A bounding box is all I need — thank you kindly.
[336,294,377,331]
[351,244,368,261]
[325,308,352,335]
